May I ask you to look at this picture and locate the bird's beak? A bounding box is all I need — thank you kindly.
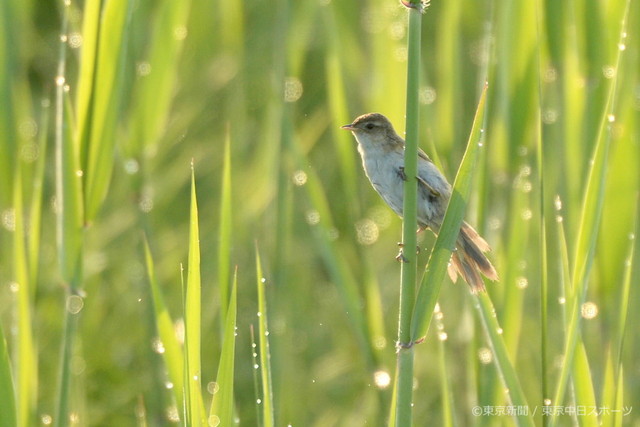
[341,123,356,130]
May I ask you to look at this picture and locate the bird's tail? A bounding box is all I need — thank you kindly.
[447,222,499,293]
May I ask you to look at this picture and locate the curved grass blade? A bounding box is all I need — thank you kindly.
[83,0,133,222]
[209,268,237,426]
[255,249,274,427]
[474,292,535,427]
[184,163,204,426]
[74,0,100,169]
[125,0,191,156]
[410,82,488,341]
[143,236,184,412]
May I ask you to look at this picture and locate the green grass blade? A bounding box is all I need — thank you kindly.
[218,133,233,321]
[255,249,274,427]
[73,0,101,170]
[571,342,598,427]
[435,307,454,427]
[209,268,237,427]
[0,321,16,427]
[474,292,535,427]
[13,169,36,427]
[410,82,488,341]
[0,0,20,206]
[249,326,262,427]
[56,45,83,287]
[83,0,133,221]
[549,2,630,417]
[184,163,204,426]
[143,236,184,412]
[125,0,191,156]
[54,5,85,421]
[27,101,49,285]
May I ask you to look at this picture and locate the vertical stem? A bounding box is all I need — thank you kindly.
[395,4,422,426]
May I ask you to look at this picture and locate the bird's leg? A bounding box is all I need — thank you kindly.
[395,242,420,262]
[395,242,409,263]
[397,166,408,181]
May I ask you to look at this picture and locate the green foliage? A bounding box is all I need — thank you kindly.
[0,0,638,425]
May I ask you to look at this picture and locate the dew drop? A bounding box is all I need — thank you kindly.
[66,295,84,314]
[581,301,598,319]
[207,381,219,394]
[478,347,492,364]
[373,370,391,389]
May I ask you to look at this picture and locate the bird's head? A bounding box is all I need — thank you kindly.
[341,113,402,149]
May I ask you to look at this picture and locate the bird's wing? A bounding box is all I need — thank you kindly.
[417,147,432,163]
[416,173,441,197]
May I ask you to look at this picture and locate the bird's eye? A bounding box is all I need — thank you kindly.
[365,123,375,130]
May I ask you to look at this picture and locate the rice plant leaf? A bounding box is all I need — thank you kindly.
[56,81,83,287]
[256,249,274,427]
[143,236,184,412]
[27,101,50,284]
[125,0,191,156]
[13,169,37,427]
[549,3,629,417]
[0,0,20,205]
[474,292,535,427]
[291,141,372,356]
[572,342,598,427]
[0,322,16,427]
[410,82,488,341]
[184,164,204,426]
[218,133,232,321]
[74,0,101,168]
[83,0,133,222]
[209,268,237,426]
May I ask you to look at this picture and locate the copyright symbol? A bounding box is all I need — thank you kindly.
[472,406,482,416]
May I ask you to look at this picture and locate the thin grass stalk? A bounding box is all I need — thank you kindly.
[0,321,16,427]
[217,132,233,321]
[249,326,263,427]
[474,293,535,427]
[534,0,550,419]
[394,4,422,426]
[54,3,85,425]
[255,249,274,427]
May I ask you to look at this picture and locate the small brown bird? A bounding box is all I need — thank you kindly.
[342,112,498,292]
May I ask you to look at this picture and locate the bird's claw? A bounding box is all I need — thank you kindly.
[397,166,408,181]
[395,249,409,263]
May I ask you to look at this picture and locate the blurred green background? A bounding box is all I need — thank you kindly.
[1,0,639,425]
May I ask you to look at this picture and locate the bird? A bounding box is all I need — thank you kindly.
[341,112,498,292]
